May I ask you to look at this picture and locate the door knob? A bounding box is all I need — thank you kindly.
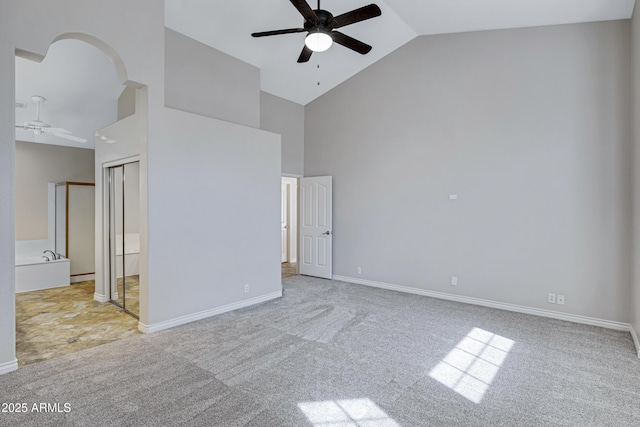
[322,231,331,235]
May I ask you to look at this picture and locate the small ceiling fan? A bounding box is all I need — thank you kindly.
[252,0,382,63]
[15,95,87,143]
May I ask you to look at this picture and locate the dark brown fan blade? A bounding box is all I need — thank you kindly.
[331,31,372,55]
[297,45,313,63]
[252,28,306,37]
[290,0,319,24]
[333,4,381,28]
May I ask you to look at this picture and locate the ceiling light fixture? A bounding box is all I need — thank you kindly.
[305,30,333,52]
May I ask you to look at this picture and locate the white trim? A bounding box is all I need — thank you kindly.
[94,292,109,303]
[71,273,95,283]
[102,155,140,169]
[282,173,303,178]
[0,359,18,376]
[333,275,632,332]
[631,325,640,359]
[138,291,282,334]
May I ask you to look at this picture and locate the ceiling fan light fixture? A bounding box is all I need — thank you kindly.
[305,31,333,52]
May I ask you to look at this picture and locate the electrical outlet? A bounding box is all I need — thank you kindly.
[548,293,556,304]
[557,294,565,305]
[244,284,249,293]
[451,276,458,286]
[357,267,362,275]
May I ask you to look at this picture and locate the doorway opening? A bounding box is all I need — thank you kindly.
[14,38,141,367]
[282,176,298,279]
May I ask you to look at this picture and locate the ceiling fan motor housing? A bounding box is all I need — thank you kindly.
[304,9,335,32]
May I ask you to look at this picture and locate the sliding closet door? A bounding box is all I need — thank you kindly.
[109,166,124,309]
[122,161,140,318]
[107,161,140,319]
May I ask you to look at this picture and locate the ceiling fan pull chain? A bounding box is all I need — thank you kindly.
[317,52,321,86]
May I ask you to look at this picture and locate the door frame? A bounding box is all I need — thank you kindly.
[281,180,290,263]
[282,175,301,274]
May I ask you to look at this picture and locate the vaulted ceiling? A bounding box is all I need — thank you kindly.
[166,0,635,105]
[14,0,636,149]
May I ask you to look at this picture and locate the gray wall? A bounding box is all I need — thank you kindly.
[164,28,260,128]
[15,141,94,240]
[305,21,632,322]
[148,107,281,325]
[632,8,640,341]
[261,91,304,176]
[117,86,136,121]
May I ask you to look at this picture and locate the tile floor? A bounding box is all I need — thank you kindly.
[112,275,140,317]
[15,280,139,367]
[282,262,297,279]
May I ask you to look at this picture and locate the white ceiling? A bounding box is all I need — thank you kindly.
[166,0,636,105]
[15,39,123,149]
[14,0,636,150]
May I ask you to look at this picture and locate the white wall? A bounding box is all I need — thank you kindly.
[631,7,640,345]
[261,91,304,176]
[117,86,136,121]
[0,37,14,373]
[165,28,260,128]
[146,107,281,326]
[305,21,633,323]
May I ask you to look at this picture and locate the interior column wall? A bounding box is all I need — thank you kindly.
[145,107,282,327]
[0,41,17,371]
[631,6,640,351]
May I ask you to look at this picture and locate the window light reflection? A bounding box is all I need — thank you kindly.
[428,327,514,404]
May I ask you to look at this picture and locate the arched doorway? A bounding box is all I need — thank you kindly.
[14,35,147,367]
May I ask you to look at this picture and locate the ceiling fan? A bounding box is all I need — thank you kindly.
[252,0,382,63]
[15,95,87,143]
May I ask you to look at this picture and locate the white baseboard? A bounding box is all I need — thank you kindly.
[71,274,95,283]
[631,325,640,359]
[333,275,632,332]
[0,359,18,376]
[138,290,282,334]
[94,293,109,303]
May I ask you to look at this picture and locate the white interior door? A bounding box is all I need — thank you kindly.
[281,181,289,263]
[299,176,332,279]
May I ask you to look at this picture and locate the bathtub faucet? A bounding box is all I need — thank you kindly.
[43,250,57,260]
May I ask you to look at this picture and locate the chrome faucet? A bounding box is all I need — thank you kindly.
[43,250,57,260]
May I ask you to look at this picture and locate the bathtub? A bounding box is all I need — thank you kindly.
[15,256,70,293]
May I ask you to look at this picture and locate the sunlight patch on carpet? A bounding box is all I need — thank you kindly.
[429,327,514,403]
[298,398,400,426]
